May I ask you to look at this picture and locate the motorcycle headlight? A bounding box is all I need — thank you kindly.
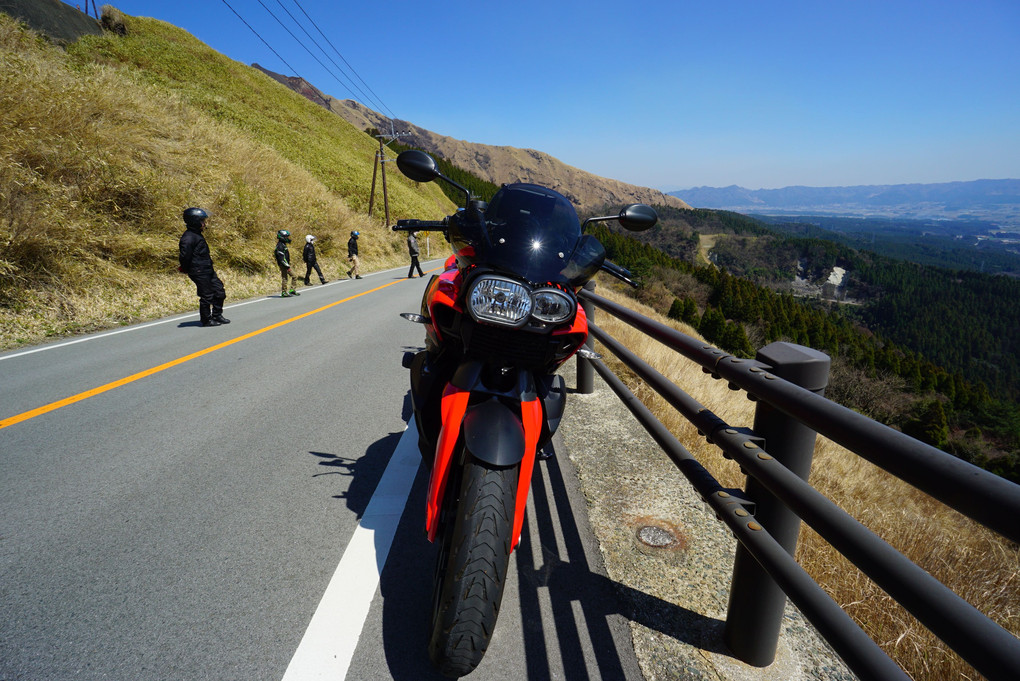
[531,288,575,323]
[467,276,533,327]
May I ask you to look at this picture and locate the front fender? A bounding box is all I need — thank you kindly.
[463,400,525,467]
[425,372,544,550]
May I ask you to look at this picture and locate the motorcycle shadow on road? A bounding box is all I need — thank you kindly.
[308,391,415,518]
[516,453,733,679]
[312,389,446,679]
[377,465,451,680]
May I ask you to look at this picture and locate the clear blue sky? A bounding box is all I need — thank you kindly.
[73,1,1019,190]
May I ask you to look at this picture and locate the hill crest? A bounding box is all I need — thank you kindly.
[253,65,691,212]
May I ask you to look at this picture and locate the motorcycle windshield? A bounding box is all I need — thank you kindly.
[464,183,603,286]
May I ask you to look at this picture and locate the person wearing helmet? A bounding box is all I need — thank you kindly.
[302,234,327,286]
[274,229,301,297]
[178,207,229,327]
[346,230,362,279]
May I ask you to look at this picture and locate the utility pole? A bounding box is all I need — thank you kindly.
[378,136,390,227]
[367,123,410,226]
[368,145,380,217]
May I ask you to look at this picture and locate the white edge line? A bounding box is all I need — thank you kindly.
[281,419,421,681]
[0,259,446,363]
[0,297,264,362]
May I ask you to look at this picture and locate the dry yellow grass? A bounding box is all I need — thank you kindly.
[0,12,453,348]
[591,281,1019,681]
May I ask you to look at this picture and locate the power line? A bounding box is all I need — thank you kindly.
[271,0,385,114]
[255,0,358,100]
[289,0,397,119]
[219,0,302,78]
[221,0,396,120]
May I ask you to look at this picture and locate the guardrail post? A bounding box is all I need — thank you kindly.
[723,341,831,666]
[577,281,596,394]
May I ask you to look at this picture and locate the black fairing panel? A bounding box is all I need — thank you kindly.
[409,350,448,462]
[537,374,566,448]
[463,399,526,467]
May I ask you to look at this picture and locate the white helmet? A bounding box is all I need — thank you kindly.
[306,234,315,243]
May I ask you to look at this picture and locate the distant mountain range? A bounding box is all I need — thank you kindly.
[670,180,1020,227]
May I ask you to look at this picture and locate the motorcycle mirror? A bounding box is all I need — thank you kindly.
[396,150,441,183]
[617,204,658,232]
[397,149,473,204]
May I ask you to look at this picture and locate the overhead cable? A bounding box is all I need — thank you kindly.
[220,0,396,119]
[255,0,358,100]
[272,0,384,113]
[290,0,397,119]
[219,0,302,78]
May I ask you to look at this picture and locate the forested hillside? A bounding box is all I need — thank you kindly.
[589,222,1020,481]
[387,138,500,205]
[691,230,1020,404]
[757,215,1020,276]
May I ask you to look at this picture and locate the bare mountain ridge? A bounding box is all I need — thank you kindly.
[253,65,691,211]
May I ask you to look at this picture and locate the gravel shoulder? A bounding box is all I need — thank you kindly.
[556,358,856,681]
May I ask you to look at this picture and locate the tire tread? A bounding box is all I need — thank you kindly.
[429,458,518,677]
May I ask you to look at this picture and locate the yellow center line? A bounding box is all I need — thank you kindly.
[0,279,407,430]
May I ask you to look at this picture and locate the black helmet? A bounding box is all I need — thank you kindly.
[277,229,291,242]
[183,207,208,226]
[351,230,360,237]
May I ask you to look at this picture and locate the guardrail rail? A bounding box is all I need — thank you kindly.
[576,284,1020,681]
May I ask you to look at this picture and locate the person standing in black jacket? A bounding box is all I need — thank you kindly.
[406,231,424,278]
[302,234,327,285]
[178,207,229,327]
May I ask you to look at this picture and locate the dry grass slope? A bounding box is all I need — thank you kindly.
[0,9,454,348]
[592,283,1018,681]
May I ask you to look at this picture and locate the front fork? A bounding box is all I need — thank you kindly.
[407,355,566,551]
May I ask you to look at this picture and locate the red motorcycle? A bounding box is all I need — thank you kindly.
[393,150,656,677]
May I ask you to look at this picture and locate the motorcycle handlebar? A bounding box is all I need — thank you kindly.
[392,218,447,232]
[600,259,639,288]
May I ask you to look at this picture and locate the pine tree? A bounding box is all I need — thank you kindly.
[667,298,684,321]
[699,307,726,344]
[682,296,700,326]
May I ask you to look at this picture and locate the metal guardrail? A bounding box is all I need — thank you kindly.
[576,287,1020,681]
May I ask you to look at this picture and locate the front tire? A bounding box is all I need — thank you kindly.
[429,454,518,678]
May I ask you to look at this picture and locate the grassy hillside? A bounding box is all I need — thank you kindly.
[0,9,454,348]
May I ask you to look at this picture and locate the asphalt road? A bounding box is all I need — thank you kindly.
[0,262,641,680]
